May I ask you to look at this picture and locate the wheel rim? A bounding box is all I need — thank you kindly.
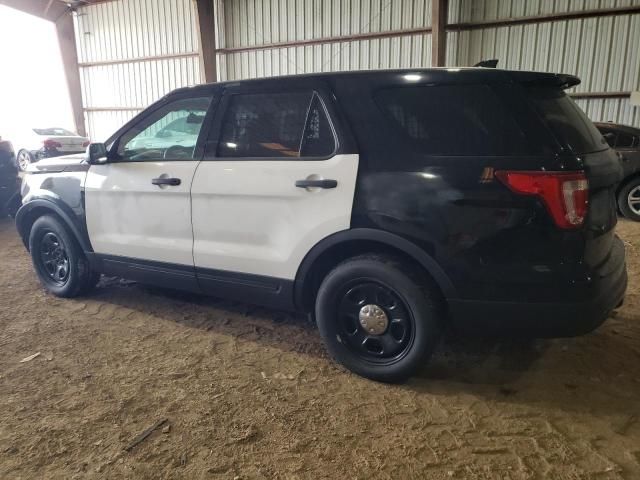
[18,151,30,170]
[628,185,640,215]
[337,281,415,364]
[38,232,70,285]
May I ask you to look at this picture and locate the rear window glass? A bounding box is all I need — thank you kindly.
[33,128,76,136]
[524,87,607,154]
[375,84,531,156]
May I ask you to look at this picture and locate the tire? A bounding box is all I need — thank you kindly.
[315,254,443,383]
[618,177,640,222]
[28,215,100,297]
[17,150,33,171]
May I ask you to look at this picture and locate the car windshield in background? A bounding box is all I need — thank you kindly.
[524,87,607,154]
[33,128,76,136]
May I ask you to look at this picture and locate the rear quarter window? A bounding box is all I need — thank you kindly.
[375,84,533,156]
[524,87,607,154]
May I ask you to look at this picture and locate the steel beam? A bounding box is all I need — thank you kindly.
[431,0,448,67]
[195,0,217,83]
[55,12,86,136]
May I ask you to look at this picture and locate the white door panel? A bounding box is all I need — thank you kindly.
[191,154,359,279]
[85,161,199,265]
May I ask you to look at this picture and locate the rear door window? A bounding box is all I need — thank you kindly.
[375,84,531,156]
[217,92,335,158]
[524,87,608,154]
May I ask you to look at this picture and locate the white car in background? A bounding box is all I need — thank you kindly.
[15,127,89,171]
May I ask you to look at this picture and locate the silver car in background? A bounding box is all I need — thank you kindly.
[14,127,89,171]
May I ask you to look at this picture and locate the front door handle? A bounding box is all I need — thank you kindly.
[295,179,337,189]
[152,177,181,186]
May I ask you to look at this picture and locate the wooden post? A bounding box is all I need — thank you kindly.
[55,11,87,137]
[195,0,217,83]
[431,0,449,67]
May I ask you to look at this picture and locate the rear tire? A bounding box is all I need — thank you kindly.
[618,177,640,222]
[315,255,443,383]
[17,150,33,171]
[29,215,100,297]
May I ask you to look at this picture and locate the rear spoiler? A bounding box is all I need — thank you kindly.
[473,59,581,90]
[512,72,581,90]
[474,59,499,68]
[557,74,581,90]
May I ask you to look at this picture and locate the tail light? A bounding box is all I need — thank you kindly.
[495,171,589,229]
[43,139,62,149]
[82,140,90,148]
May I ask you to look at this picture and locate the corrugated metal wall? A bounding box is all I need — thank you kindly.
[74,0,201,140]
[72,0,640,138]
[448,0,640,126]
[216,0,434,81]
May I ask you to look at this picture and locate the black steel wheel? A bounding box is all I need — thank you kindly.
[29,215,100,297]
[38,232,71,286]
[337,281,415,364]
[316,254,443,383]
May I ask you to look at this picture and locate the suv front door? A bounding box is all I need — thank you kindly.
[191,87,359,307]
[85,95,214,278]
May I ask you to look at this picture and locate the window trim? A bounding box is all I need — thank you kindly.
[107,93,217,163]
[204,89,339,162]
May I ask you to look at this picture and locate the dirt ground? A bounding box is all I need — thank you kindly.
[0,218,639,480]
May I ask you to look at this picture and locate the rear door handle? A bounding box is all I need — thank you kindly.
[295,179,337,189]
[152,177,181,186]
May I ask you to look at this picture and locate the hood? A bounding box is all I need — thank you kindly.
[27,153,88,174]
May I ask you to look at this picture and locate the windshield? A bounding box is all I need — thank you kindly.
[33,128,77,136]
[524,87,607,154]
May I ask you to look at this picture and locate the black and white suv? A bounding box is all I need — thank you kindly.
[16,69,627,382]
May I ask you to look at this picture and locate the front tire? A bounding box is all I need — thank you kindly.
[29,215,99,297]
[315,255,443,383]
[618,178,640,222]
[17,150,33,171]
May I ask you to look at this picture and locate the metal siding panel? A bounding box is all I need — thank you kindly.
[448,2,639,126]
[75,0,201,139]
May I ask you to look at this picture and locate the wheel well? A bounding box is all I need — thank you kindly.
[298,239,447,313]
[17,207,61,250]
[618,173,640,194]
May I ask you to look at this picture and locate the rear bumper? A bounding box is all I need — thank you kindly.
[448,236,627,337]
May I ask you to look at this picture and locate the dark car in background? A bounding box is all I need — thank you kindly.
[595,122,640,221]
[0,136,20,217]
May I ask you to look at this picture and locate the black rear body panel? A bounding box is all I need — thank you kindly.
[326,69,626,335]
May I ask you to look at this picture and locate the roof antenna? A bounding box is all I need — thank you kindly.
[474,59,499,68]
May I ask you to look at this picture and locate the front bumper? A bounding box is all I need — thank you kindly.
[448,236,627,337]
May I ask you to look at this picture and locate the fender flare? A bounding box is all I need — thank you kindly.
[293,228,457,310]
[15,197,93,252]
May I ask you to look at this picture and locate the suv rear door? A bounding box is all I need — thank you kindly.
[190,85,358,307]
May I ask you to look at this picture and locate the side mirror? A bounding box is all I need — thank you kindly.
[87,142,108,164]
